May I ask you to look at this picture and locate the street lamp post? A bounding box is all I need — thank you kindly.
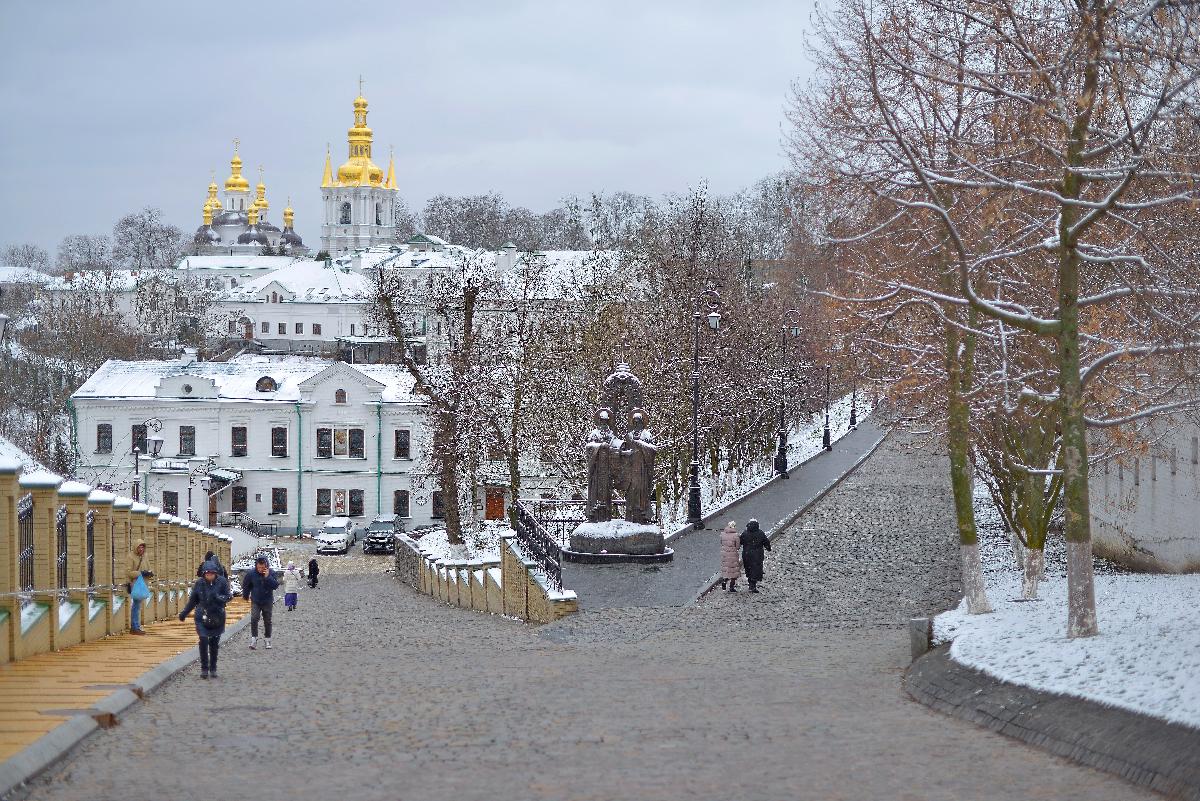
[774,310,804,478]
[849,371,858,430]
[688,288,721,529]
[132,418,163,502]
[822,364,832,451]
[187,459,218,524]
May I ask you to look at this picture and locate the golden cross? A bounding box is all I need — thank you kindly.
[233,137,240,153]
[358,75,364,95]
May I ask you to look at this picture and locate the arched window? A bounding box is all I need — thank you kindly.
[340,202,351,225]
[256,376,278,393]
[271,291,278,303]
[375,203,382,226]
[334,389,347,404]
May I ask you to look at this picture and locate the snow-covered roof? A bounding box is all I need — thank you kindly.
[44,269,144,293]
[217,260,369,304]
[177,255,300,272]
[72,353,421,405]
[0,265,52,285]
[339,244,476,273]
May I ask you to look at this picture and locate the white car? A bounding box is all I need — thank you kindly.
[316,517,357,554]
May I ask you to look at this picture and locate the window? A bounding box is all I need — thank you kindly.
[394,429,411,459]
[278,322,286,335]
[96,424,112,454]
[271,487,287,515]
[340,202,351,224]
[393,490,410,518]
[162,491,179,516]
[227,320,237,334]
[318,426,364,459]
[313,323,322,336]
[271,426,287,457]
[375,202,382,226]
[334,389,347,404]
[350,323,356,336]
[132,424,148,455]
[261,321,269,334]
[271,291,278,303]
[255,376,277,392]
[295,322,303,334]
[232,486,247,513]
[231,426,248,457]
[349,489,364,517]
[432,491,445,520]
[179,426,195,456]
[316,488,331,517]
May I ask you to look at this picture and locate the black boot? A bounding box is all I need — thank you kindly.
[719,579,727,590]
[749,581,759,593]
[728,580,737,593]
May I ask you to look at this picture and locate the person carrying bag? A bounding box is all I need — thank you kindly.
[179,559,233,679]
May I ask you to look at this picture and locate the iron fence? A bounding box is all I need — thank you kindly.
[512,500,565,590]
[18,493,33,592]
[56,505,68,589]
[86,510,96,587]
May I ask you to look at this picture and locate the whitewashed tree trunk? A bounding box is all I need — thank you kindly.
[1021,548,1044,600]
[1066,540,1098,637]
[960,542,992,614]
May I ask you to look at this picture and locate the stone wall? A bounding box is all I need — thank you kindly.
[392,534,578,624]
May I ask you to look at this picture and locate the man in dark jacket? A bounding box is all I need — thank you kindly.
[739,519,771,593]
[242,556,279,650]
[196,550,228,579]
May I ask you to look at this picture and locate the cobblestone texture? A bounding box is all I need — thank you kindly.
[10,433,1154,801]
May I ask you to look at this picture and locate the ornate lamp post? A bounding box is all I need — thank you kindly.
[132,418,163,501]
[774,310,804,478]
[688,288,721,529]
[187,458,218,522]
[847,337,858,430]
[822,364,833,451]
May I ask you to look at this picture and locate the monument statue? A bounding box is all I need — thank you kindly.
[570,364,669,561]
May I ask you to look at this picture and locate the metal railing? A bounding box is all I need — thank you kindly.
[217,511,279,538]
[18,493,33,592]
[86,510,96,587]
[56,505,68,589]
[512,500,565,590]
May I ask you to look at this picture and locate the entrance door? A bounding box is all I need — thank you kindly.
[208,494,217,527]
[485,487,506,521]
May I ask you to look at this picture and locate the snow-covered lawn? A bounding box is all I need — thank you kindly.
[934,485,1200,729]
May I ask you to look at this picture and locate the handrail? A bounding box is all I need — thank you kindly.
[512,500,564,590]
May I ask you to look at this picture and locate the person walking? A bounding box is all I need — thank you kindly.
[123,539,153,635]
[179,559,232,679]
[196,550,228,579]
[242,556,279,650]
[307,557,319,589]
[282,561,303,611]
[718,521,743,592]
[739,518,771,593]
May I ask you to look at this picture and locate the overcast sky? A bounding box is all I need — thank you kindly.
[0,1,814,255]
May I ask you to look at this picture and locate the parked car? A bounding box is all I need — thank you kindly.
[362,515,398,554]
[316,517,356,554]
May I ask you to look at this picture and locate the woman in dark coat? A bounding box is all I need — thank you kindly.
[179,559,233,679]
[739,519,771,593]
[307,557,319,588]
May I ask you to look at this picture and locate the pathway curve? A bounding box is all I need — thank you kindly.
[11,431,1152,801]
[562,417,888,609]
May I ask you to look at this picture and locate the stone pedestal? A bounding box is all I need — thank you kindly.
[565,520,673,563]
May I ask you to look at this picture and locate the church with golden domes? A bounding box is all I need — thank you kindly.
[319,89,399,255]
[193,141,307,255]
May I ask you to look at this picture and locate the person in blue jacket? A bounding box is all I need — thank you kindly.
[179,559,232,679]
[242,555,280,650]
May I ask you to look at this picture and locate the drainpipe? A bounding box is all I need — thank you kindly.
[295,402,303,537]
[67,398,81,470]
[376,402,383,516]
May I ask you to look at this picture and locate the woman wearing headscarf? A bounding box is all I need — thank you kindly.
[179,558,233,679]
[282,561,303,611]
[739,519,771,593]
[717,521,742,592]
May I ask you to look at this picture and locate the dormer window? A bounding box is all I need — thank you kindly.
[335,389,347,404]
[256,376,278,393]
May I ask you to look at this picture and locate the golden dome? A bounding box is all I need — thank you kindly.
[225,142,250,192]
[335,93,384,187]
[247,204,259,226]
[202,199,213,226]
[254,168,269,210]
[206,176,223,211]
[283,201,295,228]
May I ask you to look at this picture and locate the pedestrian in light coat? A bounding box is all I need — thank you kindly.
[718,521,742,592]
[282,561,303,611]
[739,518,771,593]
[123,539,153,634]
[179,559,232,679]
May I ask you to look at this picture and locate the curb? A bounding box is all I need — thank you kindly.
[906,645,1200,801]
[0,612,253,800]
[690,424,891,605]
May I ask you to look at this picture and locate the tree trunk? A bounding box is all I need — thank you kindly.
[1022,547,1044,600]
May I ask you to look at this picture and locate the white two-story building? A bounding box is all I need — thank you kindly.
[69,352,440,534]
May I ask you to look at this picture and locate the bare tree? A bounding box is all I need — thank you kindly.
[1,243,51,275]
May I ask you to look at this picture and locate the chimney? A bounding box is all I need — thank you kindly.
[497,241,518,272]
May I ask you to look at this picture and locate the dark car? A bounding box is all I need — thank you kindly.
[362,515,398,554]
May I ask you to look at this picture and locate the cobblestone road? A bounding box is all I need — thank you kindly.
[11,432,1152,801]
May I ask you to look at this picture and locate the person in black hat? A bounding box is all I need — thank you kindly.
[179,559,232,679]
[739,519,771,593]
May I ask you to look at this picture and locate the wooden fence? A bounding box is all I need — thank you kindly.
[0,459,232,663]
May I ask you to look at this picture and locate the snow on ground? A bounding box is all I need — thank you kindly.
[412,521,511,563]
[933,482,1200,729]
[660,392,870,531]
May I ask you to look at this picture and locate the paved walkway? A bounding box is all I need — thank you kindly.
[562,417,888,609]
[11,432,1151,801]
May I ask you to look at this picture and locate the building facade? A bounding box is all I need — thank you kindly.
[319,92,399,255]
[70,353,438,534]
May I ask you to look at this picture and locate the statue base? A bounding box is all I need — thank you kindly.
[567,520,671,563]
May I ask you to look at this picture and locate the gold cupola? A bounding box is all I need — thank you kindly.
[254,167,269,211]
[336,91,384,187]
[283,200,295,229]
[225,140,250,192]
[202,199,214,226]
[207,175,223,211]
[247,204,259,226]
